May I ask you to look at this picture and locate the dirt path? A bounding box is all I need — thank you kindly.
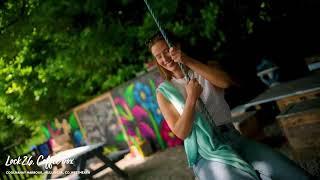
[94,146,195,180]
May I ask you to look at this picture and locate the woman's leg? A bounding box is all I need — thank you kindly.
[228,132,311,180]
[193,158,257,180]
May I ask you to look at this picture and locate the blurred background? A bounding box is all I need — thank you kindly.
[0,0,319,179]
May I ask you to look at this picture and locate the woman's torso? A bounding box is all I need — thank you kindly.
[170,70,232,126]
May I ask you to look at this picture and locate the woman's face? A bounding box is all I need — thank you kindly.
[151,40,179,72]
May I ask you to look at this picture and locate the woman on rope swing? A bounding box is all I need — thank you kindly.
[146,31,311,180]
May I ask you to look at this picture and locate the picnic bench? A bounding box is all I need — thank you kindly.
[38,143,129,179]
[231,74,320,145]
[244,73,320,112]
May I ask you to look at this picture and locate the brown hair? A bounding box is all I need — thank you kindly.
[146,31,180,81]
[155,61,173,80]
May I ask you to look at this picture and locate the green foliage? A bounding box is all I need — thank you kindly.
[0,0,39,32]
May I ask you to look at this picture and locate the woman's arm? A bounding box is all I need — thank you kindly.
[184,57,232,89]
[170,47,233,89]
[156,93,196,140]
[156,79,202,140]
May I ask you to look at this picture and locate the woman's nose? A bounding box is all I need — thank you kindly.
[161,53,171,62]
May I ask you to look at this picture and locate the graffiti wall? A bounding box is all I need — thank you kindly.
[67,69,182,154]
[40,69,182,156]
[41,113,83,153]
[73,93,128,151]
[111,69,182,150]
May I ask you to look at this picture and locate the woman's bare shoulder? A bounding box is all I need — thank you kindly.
[156,91,167,103]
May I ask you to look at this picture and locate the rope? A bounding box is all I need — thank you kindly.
[143,0,225,141]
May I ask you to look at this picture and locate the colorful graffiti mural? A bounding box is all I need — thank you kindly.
[111,69,182,150]
[160,120,183,147]
[44,69,183,155]
[41,113,83,152]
